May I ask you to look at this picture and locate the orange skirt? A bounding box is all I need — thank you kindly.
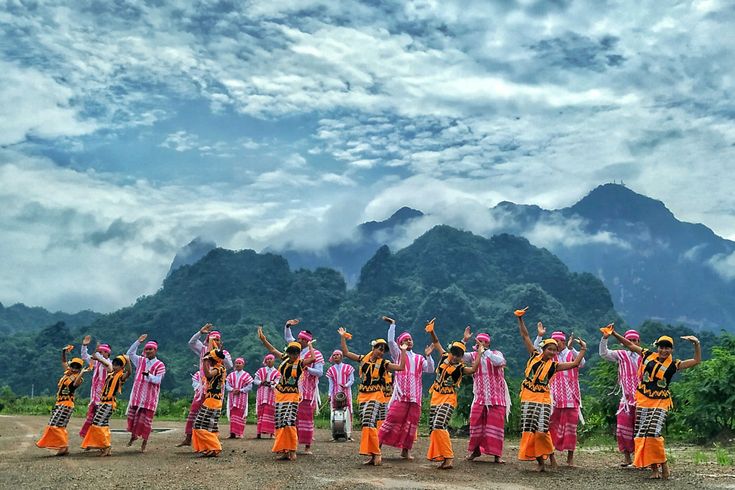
[273,426,297,453]
[360,427,380,456]
[36,426,68,450]
[192,428,222,454]
[81,425,111,449]
[427,429,453,461]
[519,431,554,461]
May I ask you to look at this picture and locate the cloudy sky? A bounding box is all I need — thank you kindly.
[2,0,735,312]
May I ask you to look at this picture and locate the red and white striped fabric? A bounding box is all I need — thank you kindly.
[88,359,108,405]
[550,349,582,409]
[613,350,641,409]
[326,362,354,412]
[469,351,510,410]
[298,349,324,403]
[391,351,427,404]
[255,367,280,410]
[128,358,165,412]
[227,370,253,416]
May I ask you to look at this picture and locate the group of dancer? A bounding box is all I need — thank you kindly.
[35,308,701,480]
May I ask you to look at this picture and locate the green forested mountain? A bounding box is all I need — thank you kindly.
[0,302,101,335]
[1,226,620,396]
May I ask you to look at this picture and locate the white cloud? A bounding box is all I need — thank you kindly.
[707,252,735,281]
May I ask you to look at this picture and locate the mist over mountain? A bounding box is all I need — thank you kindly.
[1,225,616,396]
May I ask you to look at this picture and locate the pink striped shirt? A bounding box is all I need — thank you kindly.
[469,350,509,407]
[550,349,584,408]
[326,362,354,411]
[128,357,166,412]
[254,366,280,408]
[599,338,641,408]
[81,346,108,405]
[298,349,324,402]
[387,322,435,405]
[226,370,253,412]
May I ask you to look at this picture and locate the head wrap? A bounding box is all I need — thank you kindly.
[475,333,491,344]
[286,341,302,353]
[97,343,111,353]
[330,350,343,361]
[297,331,313,342]
[396,332,412,344]
[371,338,389,349]
[144,341,158,350]
[69,357,84,368]
[208,331,221,340]
[235,357,245,364]
[551,331,566,342]
[449,341,466,353]
[540,338,558,349]
[114,355,128,366]
[263,353,275,364]
[624,329,640,340]
[656,335,674,347]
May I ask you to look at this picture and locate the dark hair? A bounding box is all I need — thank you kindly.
[112,358,124,367]
[449,345,465,357]
[69,361,82,369]
[657,340,673,348]
[286,346,300,355]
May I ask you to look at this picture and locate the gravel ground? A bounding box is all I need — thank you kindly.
[1,415,734,489]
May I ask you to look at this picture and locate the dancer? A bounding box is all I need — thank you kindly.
[179,323,233,446]
[326,349,355,441]
[36,345,87,455]
[283,319,324,454]
[80,354,132,455]
[79,335,112,438]
[516,308,586,472]
[253,353,280,439]
[192,349,228,457]
[463,326,511,463]
[338,327,406,466]
[258,326,317,461]
[599,324,642,466]
[609,326,701,479]
[225,357,253,439]
[425,320,482,469]
[379,316,435,460]
[534,323,586,466]
[126,334,166,452]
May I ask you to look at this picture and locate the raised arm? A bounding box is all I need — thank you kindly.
[188,324,210,355]
[384,316,400,361]
[80,335,92,364]
[557,338,588,371]
[425,318,444,356]
[599,328,619,362]
[387,344,408,372]
[611,328,643,355]
[283,319,299,343]
[677,336,702,370]
[516,308,535,355]
[127,334,146,366]
[463,345,484,374]
[121,357,132,382]
[338,327,361,362]
[61,344,72,370]
[258,326,283,357]
[302,341,317,367]
[92,351,113,372]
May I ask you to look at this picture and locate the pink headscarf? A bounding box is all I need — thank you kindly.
[208,331,221,339]
[396,332,412,344]
[330,350,343,362]
[475,333,491,344]
[144,341,158,350]
[624,329,640,340]
[97,343,111,353]
[263,354,275,365]
[551,331,566,342]
[235,357,245,364]
[297,331,313,342]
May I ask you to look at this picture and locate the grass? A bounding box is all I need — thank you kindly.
[693,450,708,464]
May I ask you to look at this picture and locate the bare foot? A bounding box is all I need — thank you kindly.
[288,451,297,461]
[127,436,136,447]
[661,463,670,480]
[140,440,147,453]
[400,449,414,461]
[465,449,481,461]
[493,457,506,464]
[363,457,375,465]
[277,453,290,461]
[438,458,454,470]
[175,440,191,447]
[373,455,382,466]
[55,447,69,457]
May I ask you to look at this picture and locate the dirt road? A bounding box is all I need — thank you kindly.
[1,415,733,489]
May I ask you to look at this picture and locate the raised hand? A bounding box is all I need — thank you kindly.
[382,315,395,324]
[476,344,486,354]
[681,335,700,344]
[137,334,148,343]
[600,323,614,338]
[537,322,546,337]
[514,306,529,317]
[425,318,436,333]
[63,344,74,352]
[285,319,300,327]
[424,344,434,356]
[463,326,472,343]
[401,343,410,352]
[82,335,92,346]
[575,338,587,350]
[200,323,213,334]
[257,326,266,341]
